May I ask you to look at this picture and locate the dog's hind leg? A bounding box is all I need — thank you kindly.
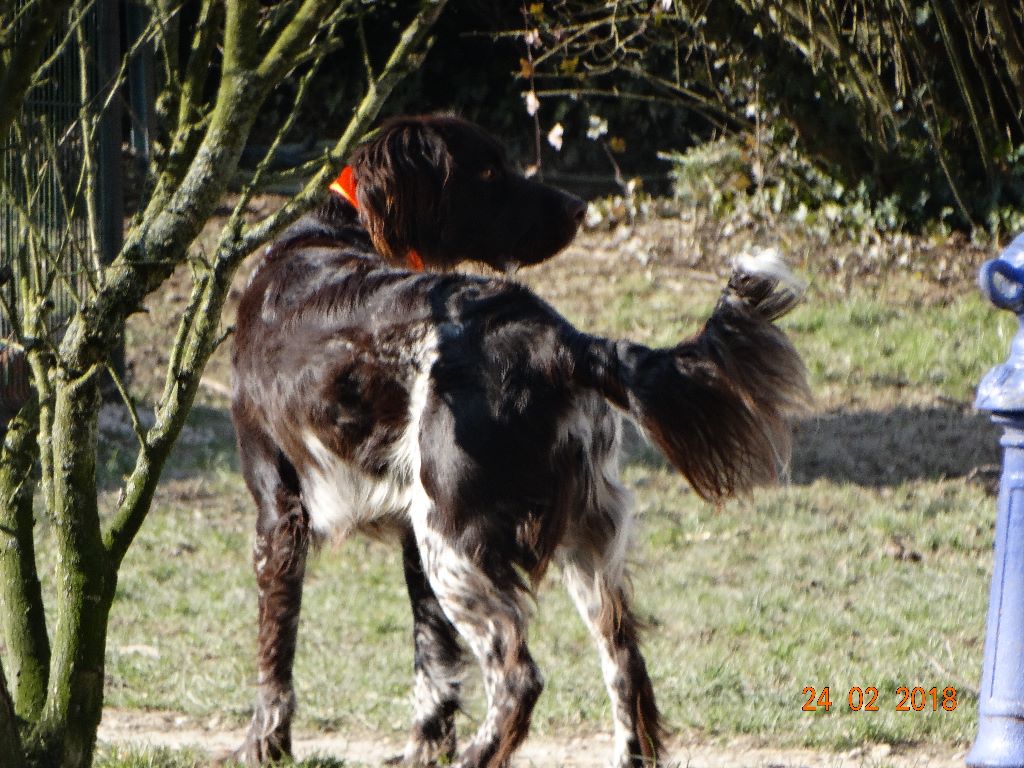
[412,514,543,768]
[560,545,664,767]
[395,526,465,766]
[232,419,310,766]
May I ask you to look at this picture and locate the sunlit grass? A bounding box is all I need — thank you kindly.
[90,424,989,751]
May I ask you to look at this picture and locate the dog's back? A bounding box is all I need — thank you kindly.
[236,235,605,547]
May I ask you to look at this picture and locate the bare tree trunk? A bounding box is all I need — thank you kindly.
[0,395,50,723]
[32,374,113,768]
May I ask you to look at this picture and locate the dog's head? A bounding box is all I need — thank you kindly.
[347,115,586,271]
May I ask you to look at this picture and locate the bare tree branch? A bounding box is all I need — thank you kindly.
[255,0,344,82]
[985,0,1024,103]
[1,1,450,761]
[239,0,449,255]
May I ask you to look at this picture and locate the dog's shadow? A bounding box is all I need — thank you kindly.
[102,401,1001,492]
[790,403,1000,486]
[623,402,1001,488]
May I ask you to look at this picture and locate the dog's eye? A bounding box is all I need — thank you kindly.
[480,167,499,182]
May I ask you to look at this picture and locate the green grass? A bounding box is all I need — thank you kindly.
[95,746,205,768]
[29,231,1013,761]
[788,291,1015,402]
[92,449,988,752]
[94,745,351,768]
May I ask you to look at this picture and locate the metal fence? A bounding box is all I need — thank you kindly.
[0,0,132,418]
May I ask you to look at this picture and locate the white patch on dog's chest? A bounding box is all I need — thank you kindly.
[300,332,438,537]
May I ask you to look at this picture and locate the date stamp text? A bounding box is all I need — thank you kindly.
[802,686,958,712]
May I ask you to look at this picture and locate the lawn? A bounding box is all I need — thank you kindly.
[33,207,1014,765]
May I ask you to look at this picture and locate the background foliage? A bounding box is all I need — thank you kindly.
[281,1,1024,236]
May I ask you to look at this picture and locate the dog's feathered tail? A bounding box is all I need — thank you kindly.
[573,250,812,502]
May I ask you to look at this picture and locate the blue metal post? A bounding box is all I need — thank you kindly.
[969,232,1024,768]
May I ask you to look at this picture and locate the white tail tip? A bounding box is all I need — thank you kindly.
[733,246,807,295]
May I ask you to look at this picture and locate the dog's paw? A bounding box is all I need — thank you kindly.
[210,748,242,768]
[389,722,457,766]
[222,734,290,767]
[221,713,293,766]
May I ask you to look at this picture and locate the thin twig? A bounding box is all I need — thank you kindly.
[104,362,147,452]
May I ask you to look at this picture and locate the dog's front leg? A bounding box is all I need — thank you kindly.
[235,504,310,765]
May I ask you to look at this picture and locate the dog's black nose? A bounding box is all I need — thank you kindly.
[566,196,586,226]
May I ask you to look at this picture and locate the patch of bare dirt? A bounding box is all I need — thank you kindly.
[98,709,966,767]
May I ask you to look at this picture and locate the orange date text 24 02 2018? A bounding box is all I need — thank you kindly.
[802,686,958,712]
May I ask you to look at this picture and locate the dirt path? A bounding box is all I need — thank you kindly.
[98,709,967,767]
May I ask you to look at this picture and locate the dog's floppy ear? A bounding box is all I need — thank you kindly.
[349,118,453,268]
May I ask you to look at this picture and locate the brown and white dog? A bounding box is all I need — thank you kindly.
[230,115,810,768]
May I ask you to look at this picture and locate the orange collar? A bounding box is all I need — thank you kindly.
[329,166,424,272]
[406,249,424,271]
[329,166,359,208]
